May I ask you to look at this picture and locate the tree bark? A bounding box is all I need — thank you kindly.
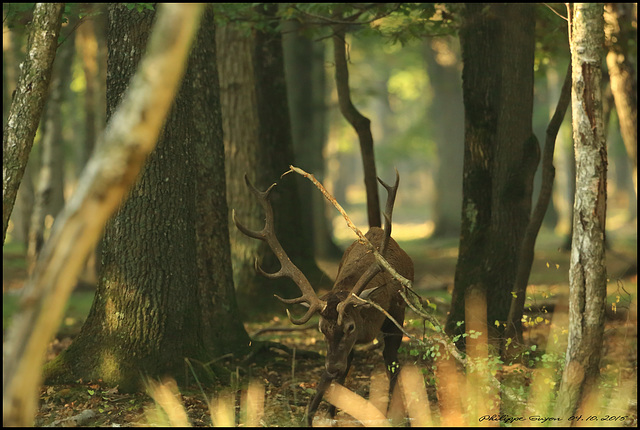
[190,8,252,356]
[446,4,537,343]
[3,4,204,426]
[43,5,251,392]
[555,3,607,418]
[3,3,64,244]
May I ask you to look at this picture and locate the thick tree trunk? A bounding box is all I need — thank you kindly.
[555,3,607,418]
[4,5,204,425]
[446,4,537,343]
[190,8,252,354]
[41,4,240,392]
[3,3,64,244]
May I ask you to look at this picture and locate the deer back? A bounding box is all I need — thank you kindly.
[329,226,414,343]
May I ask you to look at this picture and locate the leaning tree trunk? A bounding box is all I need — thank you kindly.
[3,3,64,244]
[333,26,381,229]
[446,4,537,343]
[555,3,608,418]
[42,4,249,392]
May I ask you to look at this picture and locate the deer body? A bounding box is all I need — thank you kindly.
[233,173,413,426]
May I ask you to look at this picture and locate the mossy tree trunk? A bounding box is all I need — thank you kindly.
[446,4,538,344]
[44,5,250,391]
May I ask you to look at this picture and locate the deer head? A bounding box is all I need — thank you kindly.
[233,172,413,425]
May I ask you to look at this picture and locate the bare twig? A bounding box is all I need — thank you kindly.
[543,3,568,21]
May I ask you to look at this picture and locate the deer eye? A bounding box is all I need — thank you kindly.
[344,322,355,334]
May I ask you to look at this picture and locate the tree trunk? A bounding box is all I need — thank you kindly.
[76,4,108,283]
[604,3,637,198]
[42,4,249,392]
[423,37,464,238]
[27,28,74,272]
[282,18,343,260]
[3,18,35,246]
[76,15,98,171]
[4,4,204,425]
[217,8,330,317]
[446,4,537,343]
[3,3,64,244]
[555,3,607,417]
[332,27,381,229]
[504,64,572,351]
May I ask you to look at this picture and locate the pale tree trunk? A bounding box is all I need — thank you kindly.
[604,3,637,198]
[555,3,608,418]
[2,5,203,425]
[3,3,64,244]
[27,29,75,272]
[3,17,35,246]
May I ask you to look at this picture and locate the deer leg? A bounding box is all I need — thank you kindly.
[306,370,335,426]
[381,309,404,395]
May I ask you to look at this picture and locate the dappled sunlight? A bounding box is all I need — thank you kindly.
[332,217,435,242]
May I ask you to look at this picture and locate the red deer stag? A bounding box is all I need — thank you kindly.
[233,172,414,426]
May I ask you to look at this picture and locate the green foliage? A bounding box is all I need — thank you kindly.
[124,3,155,13]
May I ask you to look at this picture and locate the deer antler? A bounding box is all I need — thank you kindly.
[336,170,400,325]
[232,175,327,324]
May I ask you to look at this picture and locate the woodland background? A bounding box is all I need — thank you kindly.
[2,3,637,427]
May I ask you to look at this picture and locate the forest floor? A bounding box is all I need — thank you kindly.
[2,224,637,427]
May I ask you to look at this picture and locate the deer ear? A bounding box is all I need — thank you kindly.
[358,286,380,301]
